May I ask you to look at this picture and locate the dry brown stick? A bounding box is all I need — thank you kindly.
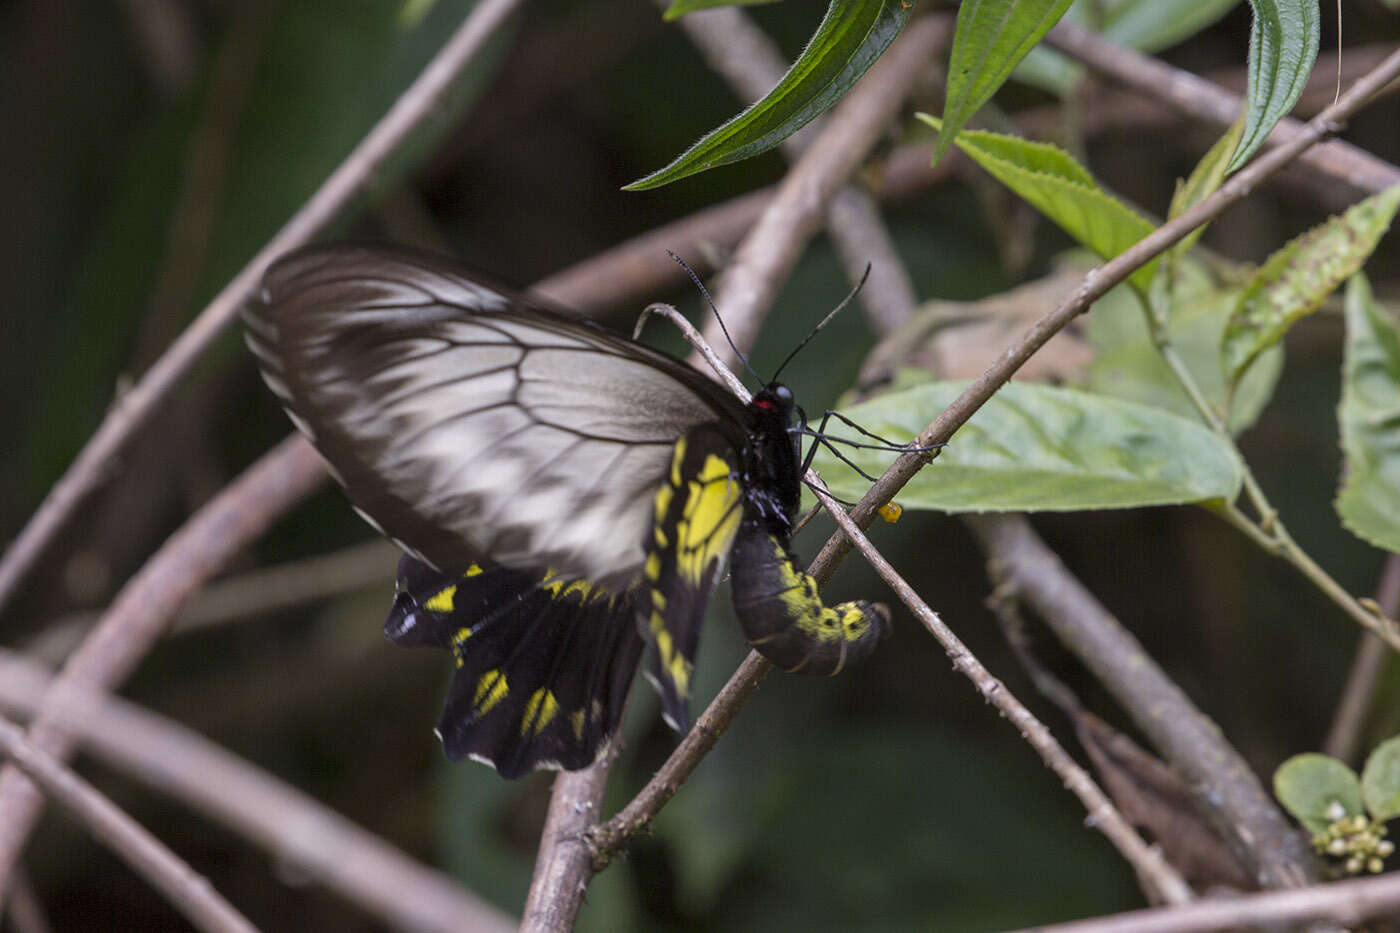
[0,0,527,619]
[587,33,1400,898]
[0,649,514,933]
[521,16,951,929]
[0,436,328,894]
[0,716,257,933]
[1008,869,1400,933]
[965,514,1318,889]
[1324,553,1400,763]
[4,866,50,933]
[1044,19,1400,197]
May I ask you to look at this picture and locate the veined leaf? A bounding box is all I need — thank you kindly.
[917,115,1158,292]
[663,0,780,20]
[626,0,912,190]
[810,381,1241,511]
[1226,0,1321,173]
[1088,257,1282,435]
[1274,754,1365,835]
[1222,184,1400,392]
[1336,274,1400,554]
[1362,736,1400,823]
[933,0,1076,166]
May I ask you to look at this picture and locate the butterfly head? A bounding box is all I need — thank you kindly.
[750,383,796,424]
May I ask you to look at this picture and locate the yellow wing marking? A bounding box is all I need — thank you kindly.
[424,585,457,613]
[473,669,509,715]
[675,453,741,585]
[521,688,560,737]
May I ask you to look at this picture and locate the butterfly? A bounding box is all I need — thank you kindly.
[244,244,890,778]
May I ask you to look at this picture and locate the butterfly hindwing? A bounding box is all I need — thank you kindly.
[386,554,644,778]
[640,425,745,730]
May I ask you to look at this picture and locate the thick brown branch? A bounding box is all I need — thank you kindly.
[0,650,513,933]
[0,437,328,892]
[0,717,257,933]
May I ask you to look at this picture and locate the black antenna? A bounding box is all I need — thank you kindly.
[770,263,871,384]
[666,251,764,386]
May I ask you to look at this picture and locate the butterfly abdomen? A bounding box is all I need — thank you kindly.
[729,517,888,676]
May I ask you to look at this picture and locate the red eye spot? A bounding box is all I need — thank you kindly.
[755,400,773,410]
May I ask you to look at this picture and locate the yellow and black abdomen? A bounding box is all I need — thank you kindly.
[729,518,888,676]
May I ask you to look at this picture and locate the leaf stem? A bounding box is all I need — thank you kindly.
[1145,299,1400,652]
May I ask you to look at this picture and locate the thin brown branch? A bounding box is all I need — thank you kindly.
[1323,553,1400,763]
[584,30,1400,904]
[26,539,399,665]
[808,42,1400,581]
[524,16,950,923]
[4,867,51,933]
[0,649,513,933]
[1044,20,1400,198]
[0,0,527,618]
[0,716,257,933]
[0,436,328,893]
[1008,870,1400,933]
[965,514,1318,890]
[807,487,1195,904]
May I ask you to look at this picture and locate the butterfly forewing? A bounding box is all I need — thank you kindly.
[245,244,746,587]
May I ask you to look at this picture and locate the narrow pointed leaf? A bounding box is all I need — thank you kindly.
[918,115,1158,292]
[810,382,1241,512]
[663,0,780,20]
[1225,0,1321,173]
[1222,184,1400,391]
[626,0,913,190]
[933,0,1076,166]
[1336,274,1400,553]
[1274,754,1365,835]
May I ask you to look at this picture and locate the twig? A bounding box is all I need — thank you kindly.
[0,436,328,893]
[964,514,1318,890]
[1324,553,1400,763]
[0,649,513,933]
[1044,19,1400,197]
[0,0,527,618]
[0,716,257,933]
[1007,869,1400,933]
[4,867,50,933]
[586,28,1400,905]
[26,539,399,665]
[807,42,1400,579]
[806,486,1195,905]
[522,17,951,924]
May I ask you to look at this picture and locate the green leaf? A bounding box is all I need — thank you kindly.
[1222,184,1400,392]
[663,0,781,19]
[1362,736,1400,822]
[933,0,1077,166]
[1274,753,1365,835]
[1087,258,1283,434]
[1167,116,1245,260]
[625,0,912,190]
[1336,274,1400,553]
[810,381,1242,511]
[918,115,1158,292]
[1225,0,1321,173]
